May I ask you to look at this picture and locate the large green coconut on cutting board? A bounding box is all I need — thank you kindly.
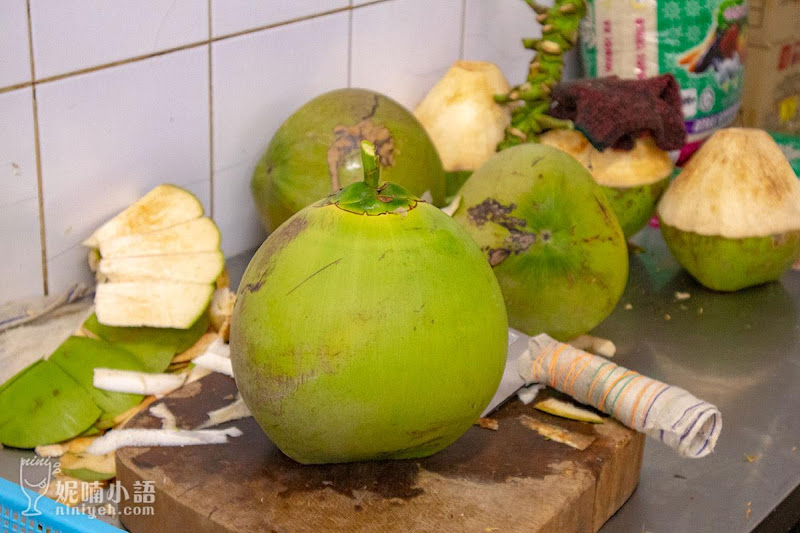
[252,88,446,232]
[452,144,629,341]
[232,142,507,464]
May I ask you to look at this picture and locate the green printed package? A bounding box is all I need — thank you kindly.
[771,132,800,178]
[580,0,748,160]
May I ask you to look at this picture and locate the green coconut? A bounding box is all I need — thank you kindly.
[232,142,507,464]
[452,143,629,341]
[658,128,800,291]
[252,88,446,233]
[540,129,673,238]
[0,361,100,448]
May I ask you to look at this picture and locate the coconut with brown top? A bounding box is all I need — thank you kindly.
[657,128,800,291]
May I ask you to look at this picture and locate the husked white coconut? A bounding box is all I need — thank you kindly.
[658,128,800,238]
[95,281,213,328]
[83,184,203,247]
[414,61,511,172]
[98,217,220,258]
[98,251,224,284]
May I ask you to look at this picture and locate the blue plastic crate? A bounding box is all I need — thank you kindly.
[0,477,121,533]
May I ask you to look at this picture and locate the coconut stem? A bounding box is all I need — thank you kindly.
[496,0,585,150]
[360,140,381,189]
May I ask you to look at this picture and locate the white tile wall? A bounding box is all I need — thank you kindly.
[0,0,573,299]
[463,0,579,86]
[0,88,43,300]
[0,0,32,88]
[30,0,208,79]
[212,13,349,257]
[351,0,463,110]
[37,48,210,293]
[463,0,540,83]
[211,0,348,38]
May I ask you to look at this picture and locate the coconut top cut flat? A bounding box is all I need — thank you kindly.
[658,128,800,239]
[540,129,673,188]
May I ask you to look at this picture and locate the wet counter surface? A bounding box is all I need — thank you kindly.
[2,227,799,532]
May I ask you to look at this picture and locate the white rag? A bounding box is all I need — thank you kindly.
[520,334,722,458]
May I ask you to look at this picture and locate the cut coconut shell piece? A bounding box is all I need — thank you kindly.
[95,282,213,329]
[60,450,116,482]
[93,368,186,397]
[83,184,203,248]
[518,415,596,450]
[83,313,210,372]
[534,398,603,424]
[85,426,243,455]
[0,361,101,448]
[48,336,146,423]
[97,251,224,284]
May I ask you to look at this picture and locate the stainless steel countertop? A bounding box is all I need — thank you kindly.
[2,227,798,531]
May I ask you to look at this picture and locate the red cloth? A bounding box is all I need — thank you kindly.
[549,75,686,151]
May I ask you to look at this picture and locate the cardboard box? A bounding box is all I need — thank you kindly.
[742,37,800,132]
[747,0,800,46]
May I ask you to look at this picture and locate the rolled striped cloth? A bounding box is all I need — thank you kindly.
[520,334,722,458]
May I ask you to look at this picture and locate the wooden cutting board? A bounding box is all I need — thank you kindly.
[116,373,644,533]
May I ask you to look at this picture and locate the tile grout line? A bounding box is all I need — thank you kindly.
[207,0,215,219]
[459,0,467,60]
[0,1,396,95]
[25,0,48,296]
[0,80,34,96]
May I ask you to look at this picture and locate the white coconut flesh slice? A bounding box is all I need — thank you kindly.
[98,217,220,259]
[83,184,203,248]
[95,282,214,329]
[97,251,224,284]
[539,129,673,187]
[658,128,800,238]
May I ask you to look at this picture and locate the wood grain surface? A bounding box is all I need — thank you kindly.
[117,373,644,533]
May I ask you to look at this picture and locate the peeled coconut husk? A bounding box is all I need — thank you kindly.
[97,217,220,259]
[540,129,673,238]
[95,281,213,329]
[86,184,224,329]
[83,184,203,248]
[415,61,511,174]
[97,251,224,284]
[658,128,800,291]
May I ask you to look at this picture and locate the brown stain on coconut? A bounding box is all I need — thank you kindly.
[241,215,309,294]
[327,95,396,192]
[469,198,551,266]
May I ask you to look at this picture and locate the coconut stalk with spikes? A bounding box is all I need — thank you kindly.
[495,0,586,150]
[231,141,508,464]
